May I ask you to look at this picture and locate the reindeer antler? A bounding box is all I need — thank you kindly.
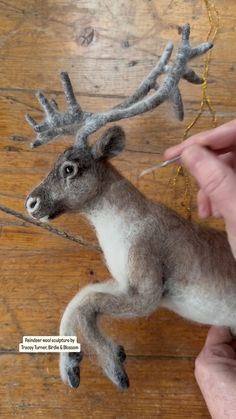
[26,24,213,148]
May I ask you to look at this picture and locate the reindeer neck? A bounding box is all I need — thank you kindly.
[84,162,148,228]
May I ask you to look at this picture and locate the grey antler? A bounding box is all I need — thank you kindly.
[26,24,213,148]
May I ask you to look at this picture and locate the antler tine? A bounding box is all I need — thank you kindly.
[113,41,174,110]
[60,72,82,113]
[36,91,55,117]
[181,22,190,41]
[25,113,38,129]
[25,23,213,148]
[170,87,184,121]
[50,98,59,111]
[27,72,89,148]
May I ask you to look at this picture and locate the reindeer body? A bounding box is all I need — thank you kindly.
[54,159,236,389]
[84,163,236,329]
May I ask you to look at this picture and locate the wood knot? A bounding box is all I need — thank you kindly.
[5,145,20,152]
[77,27,95,47]
[127,60,138,67]
[122,40,130,48]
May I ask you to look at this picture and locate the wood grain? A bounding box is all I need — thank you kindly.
[0,0,235,417]
[0,355,209,419]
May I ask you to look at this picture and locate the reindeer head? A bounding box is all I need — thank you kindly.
[25,24,213,221]
[26,127,125,221]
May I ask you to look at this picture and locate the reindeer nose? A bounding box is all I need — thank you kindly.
[26,196,40,214]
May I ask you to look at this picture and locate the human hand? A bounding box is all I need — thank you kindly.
[164,120,236,258]
[195,326,236,419]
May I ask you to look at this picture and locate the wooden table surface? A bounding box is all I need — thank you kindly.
[0,0,235,417]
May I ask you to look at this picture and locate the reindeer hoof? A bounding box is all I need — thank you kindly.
[116,369,129,390]
[67,351,83,388]
[67,365,80,388]
[60,351,83,389]
[117,345,126,363]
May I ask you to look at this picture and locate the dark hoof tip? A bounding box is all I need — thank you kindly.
[31,139,41,148]
[119,375,129,390]
[117,346,126,363]
[67,366,80,388]
[117,371,129,390]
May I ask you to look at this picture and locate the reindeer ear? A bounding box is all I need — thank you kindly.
[92,126,125,160]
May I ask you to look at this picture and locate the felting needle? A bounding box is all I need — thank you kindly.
[139,155,181,177]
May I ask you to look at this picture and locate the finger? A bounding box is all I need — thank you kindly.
[196,152,235,219]
[197,189,222,219]
[164,129,213,159]
[231,341,236,351]
[197,189,212,218]
[164,119,236,159]
[219,152,236,170]
[226,231,236,260]
[197,153,235,219]
[205,326,232,346]
[181,145,236,231]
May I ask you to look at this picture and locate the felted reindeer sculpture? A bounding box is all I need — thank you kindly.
[25,24,236,390]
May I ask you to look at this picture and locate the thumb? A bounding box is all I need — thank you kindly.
[181,145,236,234]
[205,326,232,347]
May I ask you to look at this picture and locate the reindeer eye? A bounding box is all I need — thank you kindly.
[64,165,74,174]
[61,163,77,178]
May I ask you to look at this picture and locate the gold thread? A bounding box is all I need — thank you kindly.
[170,0,220,219]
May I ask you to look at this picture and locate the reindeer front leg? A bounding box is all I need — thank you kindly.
[59,251,163,389]
[59,279,126,388]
